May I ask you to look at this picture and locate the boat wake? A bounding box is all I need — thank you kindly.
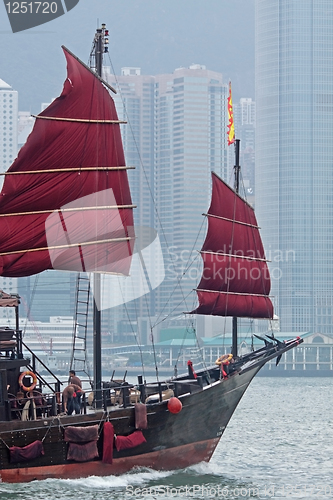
[65,467,174,488]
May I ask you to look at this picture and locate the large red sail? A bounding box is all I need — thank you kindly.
[0,48,134,278]
[193,172,273,318]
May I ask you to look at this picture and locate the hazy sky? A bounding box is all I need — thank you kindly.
[0,0,254,113]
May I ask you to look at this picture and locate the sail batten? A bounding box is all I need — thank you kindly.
[0,237,133,256]
[201,250,268,263]
[193,172,273,319]
[204,212,260,229]
[0,205,136,218]
[0,166,135,175]
[197,288,272,298]
[32,115,127,124]
[0,47,135,278]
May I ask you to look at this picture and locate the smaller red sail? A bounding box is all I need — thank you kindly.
[192,172,273,319]
[0,47,134,278]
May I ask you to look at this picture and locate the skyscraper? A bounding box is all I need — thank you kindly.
[106,68,156,341]
[255,0,333,333]
[234,97,256,199]
[109,65,229,326]
[0,78,17,177]
[0,78,18,317]
[110,67,155,234]
[155,65,229,319]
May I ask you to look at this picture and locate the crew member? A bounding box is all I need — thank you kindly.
[215,354,234,380]
[62,384,84,415]
[68,370,82,388]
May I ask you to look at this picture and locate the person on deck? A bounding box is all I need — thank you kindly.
[68,370,82,388]
[62,384,84,415]
[215,354,234,379]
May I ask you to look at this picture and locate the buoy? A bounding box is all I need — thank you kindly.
[167,397,182,414]
[18,371,37,392]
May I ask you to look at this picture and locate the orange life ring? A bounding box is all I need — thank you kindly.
[215,353,233,366]
[18,371,37,392]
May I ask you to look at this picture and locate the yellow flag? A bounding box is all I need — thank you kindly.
[227,81,235,146]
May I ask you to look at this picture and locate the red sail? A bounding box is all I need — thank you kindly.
[0,48,134,278]
[193,172,273,318]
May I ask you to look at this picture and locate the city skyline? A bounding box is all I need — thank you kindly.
[2,1,333,340]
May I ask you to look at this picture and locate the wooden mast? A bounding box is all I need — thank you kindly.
[232,138,241,358]
[92,24,109,409]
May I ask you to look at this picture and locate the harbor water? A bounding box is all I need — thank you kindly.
[0,377,332,499]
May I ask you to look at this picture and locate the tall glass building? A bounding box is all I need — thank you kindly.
[107,68,156,342]
[0,78,17,178]
[0,78,18,320]
[255,0,333,333]
[155,66,229,318]
[108,65,229,326]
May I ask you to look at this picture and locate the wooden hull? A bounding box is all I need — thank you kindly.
[0,438,220,482]
[0,366,260,483]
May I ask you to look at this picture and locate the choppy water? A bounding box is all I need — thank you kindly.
[0,377,332,499]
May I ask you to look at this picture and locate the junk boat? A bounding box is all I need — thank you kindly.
[0,26,302,482]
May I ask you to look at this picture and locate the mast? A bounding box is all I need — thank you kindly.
[91,24,109,409]
[232,138,240,358]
